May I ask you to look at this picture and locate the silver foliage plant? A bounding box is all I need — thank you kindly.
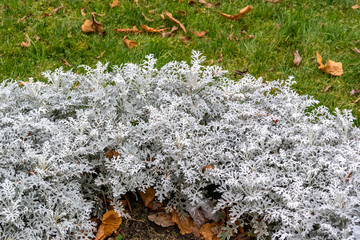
[0,51,359,239]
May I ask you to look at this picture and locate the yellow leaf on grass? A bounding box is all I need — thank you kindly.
[114,25,139,33]
[163,11,186,33]
[193,30,207,38]
[316,52,343,76]
[95,210,122,240]
[139,188,155,206]
[142,25,168,33]
[109,0,119,8]
[171,211,194,235]
[216,5,252,20]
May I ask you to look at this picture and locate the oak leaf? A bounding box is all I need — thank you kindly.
[293,50,302,66]
[193,30,207,38]
[114,25,139,33]
[109,0,119,8]
[216,5,252,20]
[171,211,194,235]
[163,11,186,33]
[316,52,343,76]
[148,212,175,227]
[142,25,168,33]
[95,210,122,240]
[139,188,155,207]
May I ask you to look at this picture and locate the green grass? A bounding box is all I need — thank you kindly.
[1,0,360,124]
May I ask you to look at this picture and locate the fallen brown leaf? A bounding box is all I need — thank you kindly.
[193,30,207,38]
[33,35,41,41]
[81,19,95,33]
[170,25,178,33]
[217,54,223,63]
[160,13,165,19]
[91,12,106,36]
[199,222,224,240]
[199,0,214,8]
[109,0,119,8]
[139,188,155,207]
[148,212,175,227]
[147,200,165,211]
[95,210,122,240]
[353,47,360,54]
[114,25,139,33]
[60,58,72,67]
[95,50,106,59]
[163,11,186,33]
[265,0,280,3]
[105,150,120,160]
[316,52,343,76]
[20,35,31,47]
[242,35,254,40]
[209,59,214,65]
[216,5,252,20]
[149,9,156,14]
[180,36,191,43]
[354,97,360,103]
[81,7,87,17]
[41,13,49,18]
[350,89,360,95]
[293,50,302,66]
[203,164,213,172]
[171,211,194,235]
[352,4,359,9]
[323,85,332,92]
[142,25,168,33]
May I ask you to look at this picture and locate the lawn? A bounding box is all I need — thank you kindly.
[1,0,360,125]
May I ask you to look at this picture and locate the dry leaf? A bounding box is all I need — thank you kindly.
[209,59,214,65]
[33,35,41,41]
[199,0,214,8]
[95,50,106,59]
[81,7,87,17]
[163,11,186,33]
[293,50,302,66]
[171,211,194,235]
[354,97,360,103]
[142,25,167,32]
[91,12,105,36]
[149,9,155,14]
[188,0,197,5]
[170,25,178,33]
[242,34,254,40]
[95,210,122,240]
[52,4,64,13]
[21,35,31,47]
[352,4,359,9]
[353,47,360,54]
[114,25,139,33]
[60,58,72,67]
[265,0,280,3]
[216,5,252,20]
[217,54,223,63]
[123,36,137,49]
[147,200,165,211]
[350,89,360,95]
[148,212,175,227]
[139,188,155,206]
[105,150,120,159]
[193,30,207,38]
[109,0,119,8]
[323,85,332,92]
[41,12,49,18]
[81,19,95,33]
[181,36,191,43]
[0,51,6,57]
[142,12,154,21]
[316,52,343,76]
[203,164,213,172]
[160,13,165,19]
[199,222,221,240]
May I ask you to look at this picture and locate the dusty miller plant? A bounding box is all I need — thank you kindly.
[0,51,359,239]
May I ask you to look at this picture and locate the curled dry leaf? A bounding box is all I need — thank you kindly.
[109,0,119,8]
[352,4,359,9]
[105,150,120,160]
[199,0,214,8]
[265,0,280,3]
[350,89,360,95]
[21,35,31,47]
[216,5,252,20]
[148,212,175,227]
[199,222,222,240]
[163,11,186,33]
[81,19,95,33]
[95,210,122,240]
[142,25,168,33]
[193,30,207,38]
[81,13,105,35]
[81,7,87,17]
[323,85,332,92]
[95,50,106,59]
[149,9,155,14]
[242,34,254,40]
[114,25,139,33]
[353,47,360,54]
[91,12,106,36]
[181,36,191,43]
[142,12,154,22]
[139,188,155,207]
[171,211,194,235]
[217,54,223,63]
[316,52,343,76]
[202,164,213,172]
[293,50,302,66]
